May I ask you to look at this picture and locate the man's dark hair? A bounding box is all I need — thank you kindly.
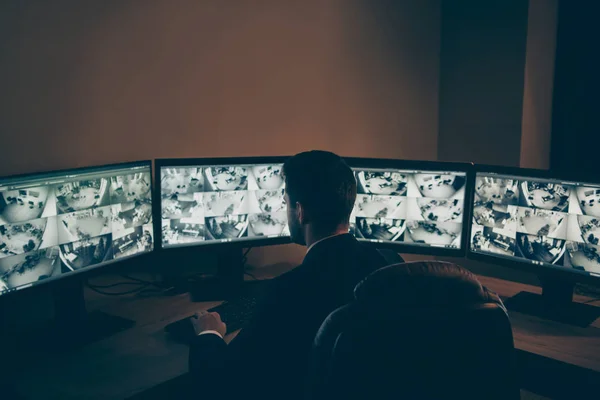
[283,151,356,228]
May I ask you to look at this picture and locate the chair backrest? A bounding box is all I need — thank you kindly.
[376,248,405,265]
[306,261,519,400]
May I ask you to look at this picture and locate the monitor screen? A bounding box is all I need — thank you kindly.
[349,166,468,251]
[469,172,600,277]
[0,161,154,295]
[159,161,289,248]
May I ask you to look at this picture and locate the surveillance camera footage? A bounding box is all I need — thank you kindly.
[160,163,287,248]
[0,248,61,291]
[356,171,408,196]
[470,172,600,276]
[0,164,154,295]
[248,212,289,237]
[350,168,467,249]
[353,217,406,242]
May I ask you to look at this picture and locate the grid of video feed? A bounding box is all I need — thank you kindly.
[160,164,289,248]
[0,164,154,295]
[349,168,467,249]
[470,173,600,275]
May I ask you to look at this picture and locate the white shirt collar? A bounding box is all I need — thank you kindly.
[306,232,348,254]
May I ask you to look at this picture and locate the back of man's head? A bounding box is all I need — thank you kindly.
[283,151,356,232]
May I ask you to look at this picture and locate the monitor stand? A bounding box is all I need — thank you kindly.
[19,280,135,352]
[188,248,246,302]
[503,276,600,327]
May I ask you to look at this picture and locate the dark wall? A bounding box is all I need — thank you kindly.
[0,0,440,177]
[438,0,530,166]
[520,0,558,170]
[550,1,600,182]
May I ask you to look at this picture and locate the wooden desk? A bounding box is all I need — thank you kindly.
[10,273,600,400]
[479,276,600,398]
[12,288,224,400]
[478,276,600,373]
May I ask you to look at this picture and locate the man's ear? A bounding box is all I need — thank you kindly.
[296,201,307,225]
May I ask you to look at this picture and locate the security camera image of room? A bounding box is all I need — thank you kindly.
[206,215,249,240]
[162,218,205,245]
[205,167,249,191]
[354,217,405,241]
[516,208,568,240]
[0,247,61,292]
[248,212,288,237]
[59,234,113,271]
[412,173,466,199]
[162,193,204,219]
[574,186,600,218]
[354,195,406,220]
[57,206,111,245]
[471,226,516,256]
[519,181,570,212]
[55,178,110,214]
[355,171,408,196]
[474,176,519,204]
[0,186,54,224]
[0,217,58,258]
[572,215,600,246]
[473,176,520,231]
[564,242,600,273]
[204,191,248,217]
[255,190,286,213]
[111,201,153,232]
[405,221,461,247]
[251,165,285,190]
[110,173,152,204]
[161,168,205,197]
[473,204,518,231]
[415,198,463,223]
[516,233,566,265]
[112,224,153,259]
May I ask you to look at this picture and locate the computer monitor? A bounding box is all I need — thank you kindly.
[156,157,290,250]
[0,161,154,345]
[344,158,472,257]
[155,157,290,297]
[0,161,154,295]
[467,166,600,325]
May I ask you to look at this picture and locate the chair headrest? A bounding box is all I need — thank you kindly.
[354,261,490,308]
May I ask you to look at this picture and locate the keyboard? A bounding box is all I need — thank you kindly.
[208,294,258,333]
[165,294,260,343]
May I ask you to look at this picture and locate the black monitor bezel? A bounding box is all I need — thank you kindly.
[0,160,155,299]
[343,157,473,257]
[466,164,600,285]
[154,156,292,252]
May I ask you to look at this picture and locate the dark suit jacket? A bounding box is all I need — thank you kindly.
[188,234,389,400]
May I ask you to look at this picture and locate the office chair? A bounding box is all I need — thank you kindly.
[376,248,405,265]
[306,261,519,400]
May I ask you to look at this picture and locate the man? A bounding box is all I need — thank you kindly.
[188,151,394,399]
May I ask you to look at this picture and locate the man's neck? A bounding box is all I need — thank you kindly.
[304,225,350,250]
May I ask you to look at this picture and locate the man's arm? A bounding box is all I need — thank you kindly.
[188,311,228,382]
[188,332,228,375]
[188,283,293,399]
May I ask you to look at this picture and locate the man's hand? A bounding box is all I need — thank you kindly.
[191,310,227,338]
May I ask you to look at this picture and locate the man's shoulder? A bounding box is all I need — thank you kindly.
[308,236,385,264]
[268,236,387,290]
[272,260,312,288]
